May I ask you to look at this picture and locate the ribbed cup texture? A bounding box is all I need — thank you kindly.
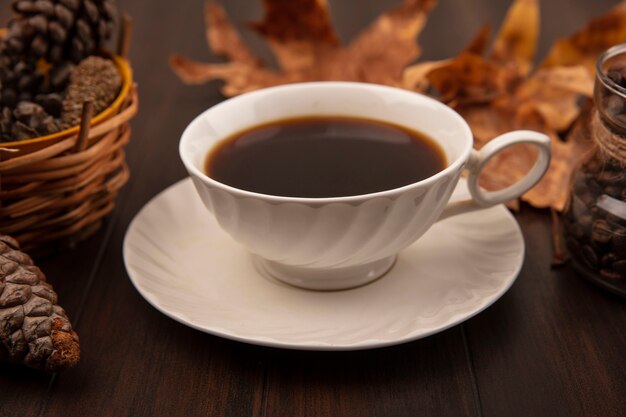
[192,171,460,269]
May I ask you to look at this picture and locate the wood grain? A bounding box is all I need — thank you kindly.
[466,209,626,417]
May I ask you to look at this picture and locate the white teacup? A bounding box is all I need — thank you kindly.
[180,82,550,290]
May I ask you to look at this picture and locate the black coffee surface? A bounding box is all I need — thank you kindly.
[205,116,446,198]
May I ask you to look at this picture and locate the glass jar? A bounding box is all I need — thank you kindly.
[562,44,626,297]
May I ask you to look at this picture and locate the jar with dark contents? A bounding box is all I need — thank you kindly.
[562,44,626,297]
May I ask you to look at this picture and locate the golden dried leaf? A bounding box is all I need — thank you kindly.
[490,0,539,75]
[172,0,621,212]
[460,105,514,147]
[171,0,438,96]
[426,52,515,106]
[401,0,609,210]
[541,1,626,72]
[343,0,438,85]
[248,0,339,74]
[169,56,287,96]
[464,25,492,55]
[249,0,339,45]
[522,111,595,210]
[402,59,451,92]
[206,1,259,65]
[515,66,593,131]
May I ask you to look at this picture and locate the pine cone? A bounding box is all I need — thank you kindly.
[60,55,121,129]
[10,0,119,63]
[0,107,15,141]
[0,47,41,107]
[0,0,119,108]
[0,235,80,372]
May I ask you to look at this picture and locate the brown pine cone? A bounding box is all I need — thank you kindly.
[0,48,41,107]
[0,235,80,372]
[0,107,15,141]
[0,0,119,108]
[60,55,121,129]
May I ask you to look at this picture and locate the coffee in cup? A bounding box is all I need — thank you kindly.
[204,116,446,198]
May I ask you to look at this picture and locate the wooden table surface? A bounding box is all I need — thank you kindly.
[1,1,625,416]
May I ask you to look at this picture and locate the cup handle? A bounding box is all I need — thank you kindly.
[438,130,551,221]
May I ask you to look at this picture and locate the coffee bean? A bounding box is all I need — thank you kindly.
[591,219,613,244]
[601,253,617,267]
[600,268,623,280]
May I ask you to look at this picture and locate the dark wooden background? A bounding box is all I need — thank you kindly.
[1,1,625,416]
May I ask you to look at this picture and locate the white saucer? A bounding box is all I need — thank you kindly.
[123,178,524,350]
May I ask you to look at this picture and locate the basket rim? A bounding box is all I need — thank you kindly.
[0,54,133,149]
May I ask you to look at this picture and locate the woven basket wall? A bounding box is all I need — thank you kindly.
[0,60,138,252]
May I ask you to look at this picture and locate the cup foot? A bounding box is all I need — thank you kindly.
[253,255,397,291]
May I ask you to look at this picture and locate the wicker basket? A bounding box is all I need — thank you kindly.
[0,51,138,251]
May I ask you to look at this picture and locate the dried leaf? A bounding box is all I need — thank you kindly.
[542,2,626,72]
[490,0,539,75]
[401,0,609,210]
[465,25,492,55]
[171,0,438,96]
[248,0,339,74]
[523,111,595,210]
[402,59,451,92]
[515,66,593,131]
[172,0,622,212]
[169,56,286,96]
[426,52,515,106]
[343,0,438,85]
[249,0,339,45]
[206,2,259,65]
